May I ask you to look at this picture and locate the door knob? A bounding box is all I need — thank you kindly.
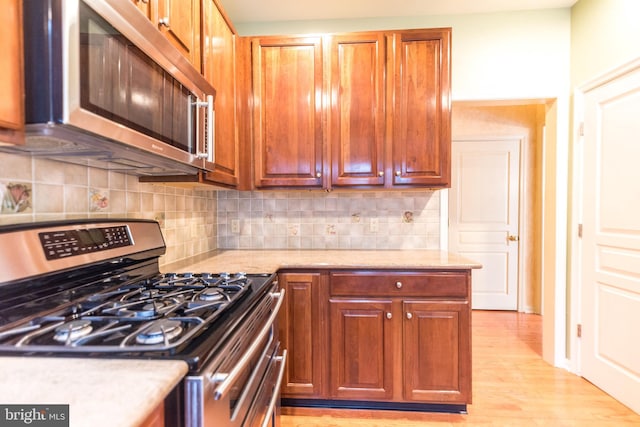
[508,235,519,242]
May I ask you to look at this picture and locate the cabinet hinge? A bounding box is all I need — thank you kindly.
[577,324,582,338]
[578,224,583,238]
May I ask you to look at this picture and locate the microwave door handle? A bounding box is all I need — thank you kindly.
[187,94,194,154]
[194,95,215,163]
[206,95,215,163]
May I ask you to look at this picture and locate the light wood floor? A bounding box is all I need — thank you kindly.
[281,310,640,426]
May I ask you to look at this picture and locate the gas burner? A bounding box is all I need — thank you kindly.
[140,289,161,299]
[199,288,225,302]
[136,319,183,345]
[54,319,93,343]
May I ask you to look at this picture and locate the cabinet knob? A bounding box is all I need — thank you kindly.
[159,17,170,28]
[406,312,413,320]
[395,170,401,177]
[508,235,519,242]
[378,171,384,177]
[316,172,322,178]
[395,281,403,289]
[386,312,392,320]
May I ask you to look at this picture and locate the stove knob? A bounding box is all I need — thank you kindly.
[219,272,231,280]
[181,272,193,278]
[235,272,247,280]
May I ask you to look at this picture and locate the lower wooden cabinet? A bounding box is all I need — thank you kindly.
[329,299,394,400]
[278,272,326,398]
[279,269,472,408]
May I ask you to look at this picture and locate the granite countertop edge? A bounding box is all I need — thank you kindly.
[162,249,483,274]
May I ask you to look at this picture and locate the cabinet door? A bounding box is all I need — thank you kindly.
[0,0,24,145]
[201,0,239,186]
[329,33,385,187]
[157,0,200,70]
[390,29,451,187]
[131,0,154,21]
[252,37,324,188]
[403,300,471,403]
[278,272,324,397]
[329,299,394,400]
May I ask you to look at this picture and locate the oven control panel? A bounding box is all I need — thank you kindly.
[39,226,133,260]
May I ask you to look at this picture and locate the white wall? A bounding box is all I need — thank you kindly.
[571,0,640,88]
[235,8,572,101]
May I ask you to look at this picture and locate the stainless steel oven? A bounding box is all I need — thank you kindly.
[1,0,216,175]
[185,283,286,427]
[0,219,286,427]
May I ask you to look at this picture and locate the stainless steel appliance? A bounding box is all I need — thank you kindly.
[0,0,216,176]
[0,219,285,427]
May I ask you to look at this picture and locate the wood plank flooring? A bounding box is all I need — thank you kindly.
[281,310,640,426]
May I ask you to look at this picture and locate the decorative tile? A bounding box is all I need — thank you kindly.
[0,182,32,214]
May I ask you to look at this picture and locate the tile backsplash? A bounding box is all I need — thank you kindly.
[216,189,441,250]
[0,152,217,266]
[0,152,442,261]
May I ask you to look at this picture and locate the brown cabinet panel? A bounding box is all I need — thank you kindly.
[0,0,24,144]
[391,29,451,187]
[403,301,471,403]
[157,0,201,70]
[329,299,394,400]
[329,33,385,187]
[278,272,325,397]
[330,271,469,298]
[201,0,239,186]
[131,0,154,21]
[252,37,325,188]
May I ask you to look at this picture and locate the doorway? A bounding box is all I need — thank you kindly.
[449,102,545,313]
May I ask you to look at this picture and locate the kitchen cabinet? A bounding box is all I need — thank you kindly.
[389,29,451,186]
[131,0,201,70]
[329,298,394,400]
[278,272,327,398]
[0,0,24,145]
[329,32,386,187]
[250,36,325,188]
[200,0,240,187]
[281,269,471,408]
[247,28,451,190]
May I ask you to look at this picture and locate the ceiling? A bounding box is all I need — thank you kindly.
[217,0,578,24]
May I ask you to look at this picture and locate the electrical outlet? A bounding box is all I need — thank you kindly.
[370,218,379,233]
[231,219,240,234]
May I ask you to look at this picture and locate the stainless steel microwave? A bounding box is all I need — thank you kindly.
[2,0,216,175]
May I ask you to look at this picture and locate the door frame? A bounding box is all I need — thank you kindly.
[446,135,528,312]
[569,56,640,375]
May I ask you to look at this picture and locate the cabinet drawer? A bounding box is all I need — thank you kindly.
[330,271,469,298]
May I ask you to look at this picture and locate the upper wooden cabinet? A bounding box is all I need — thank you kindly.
[250,36,325,188]
[131,0,201,70]
[390,29,451,187]
[329,32,386,187]
[0,0,24,145]
[200,0,239,187]
[247,28,451,190]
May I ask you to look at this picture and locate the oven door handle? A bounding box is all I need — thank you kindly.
[211,288,285,400]
[261,349,287,427]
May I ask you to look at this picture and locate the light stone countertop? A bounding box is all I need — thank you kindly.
[0,357,188,427]
[162,249,482,274]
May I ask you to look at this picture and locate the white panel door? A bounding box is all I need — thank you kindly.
[449,139,521,310]
[581,65,640,413]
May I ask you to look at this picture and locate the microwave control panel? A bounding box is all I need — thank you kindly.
[39,226,133,260]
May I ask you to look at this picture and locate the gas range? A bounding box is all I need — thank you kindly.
[0,220,275,366]
[0,270,271,355]
[0,219,286,427]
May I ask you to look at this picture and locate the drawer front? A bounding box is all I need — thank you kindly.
[330,271,469,298]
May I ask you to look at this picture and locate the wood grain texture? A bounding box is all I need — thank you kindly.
[282,310,640,426]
